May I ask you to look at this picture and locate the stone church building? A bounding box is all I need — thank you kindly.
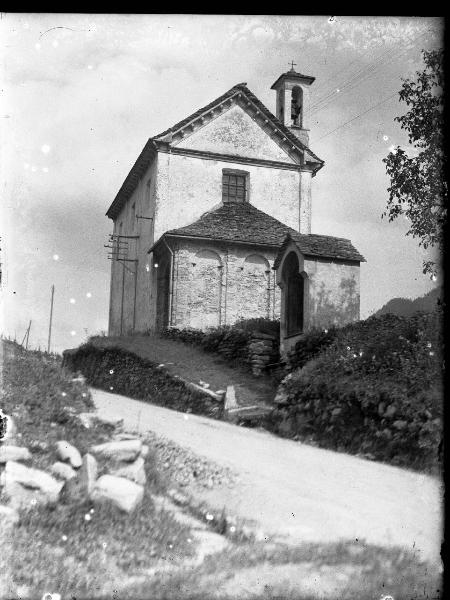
[106,67,365,350]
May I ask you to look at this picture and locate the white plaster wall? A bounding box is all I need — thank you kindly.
[277,247,360,354]
[108,158,158,335]
[153,153,302,240]
[177,104,296,163]
[305,259,360,329]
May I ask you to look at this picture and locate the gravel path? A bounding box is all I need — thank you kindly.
[92,388,443,567]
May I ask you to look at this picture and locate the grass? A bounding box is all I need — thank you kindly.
[120,539,442,599]
[1,339,442,599]
[1,340,195,598]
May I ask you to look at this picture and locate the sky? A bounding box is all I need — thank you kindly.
[0,14,443,353]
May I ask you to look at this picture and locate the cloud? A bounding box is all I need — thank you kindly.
[1,13,443,351]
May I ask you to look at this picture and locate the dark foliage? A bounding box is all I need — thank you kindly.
[162,319,280,370]
[287,326,339,371]
[268,311,443,474]
[62,344,224,420]
[383,49,445,277]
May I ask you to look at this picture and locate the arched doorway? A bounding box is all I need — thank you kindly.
[189,249,222,329]
[282,251,306,335]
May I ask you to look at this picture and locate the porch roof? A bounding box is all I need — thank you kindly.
[149,202,366,265]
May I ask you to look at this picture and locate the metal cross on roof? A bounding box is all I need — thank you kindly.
[289,60,297,71]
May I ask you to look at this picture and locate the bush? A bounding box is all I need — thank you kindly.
[232,318,280,338]
[287,326,339,370]
[268,310,443,473]
[62,344,224,419]
[162,319,280,370]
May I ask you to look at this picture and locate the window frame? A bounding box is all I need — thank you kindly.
[222,168,249,204]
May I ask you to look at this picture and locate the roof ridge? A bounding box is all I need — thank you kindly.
[154,83,242,140]
[294,231,354,243]
[166,201,295,233]
[153,82,323,165]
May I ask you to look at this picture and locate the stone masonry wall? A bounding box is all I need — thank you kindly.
[169,239,281,330]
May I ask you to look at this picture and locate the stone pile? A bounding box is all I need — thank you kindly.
[0,411,150,526]
[248,333,278,376]
[217,338,245,361]
[144,430,236,489]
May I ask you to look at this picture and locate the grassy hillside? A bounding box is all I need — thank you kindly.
[0,340,442,599]
[270,309,443,474]
[0,340,194,598]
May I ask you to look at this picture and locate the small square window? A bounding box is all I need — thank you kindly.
[222,170,248,203]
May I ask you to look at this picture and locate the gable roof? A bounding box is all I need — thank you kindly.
[161,202,296,247]
[154,83,323,166]
[270,69,316,90]
[274,231,366,268]
[151,202,365,264]
[106,81,325,220]
[106,138,157,220]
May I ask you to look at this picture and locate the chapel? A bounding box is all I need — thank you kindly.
[106,66,365,351]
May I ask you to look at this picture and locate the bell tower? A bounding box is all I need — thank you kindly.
[271,62,315,146]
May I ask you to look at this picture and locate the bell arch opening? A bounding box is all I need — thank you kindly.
[291,85,303,127]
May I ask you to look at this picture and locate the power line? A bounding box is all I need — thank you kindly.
[311,28,431,112]
[316,91,399,141]
[309,28,432,117]
[309,45,406,116]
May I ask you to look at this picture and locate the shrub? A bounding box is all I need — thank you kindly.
[162,319,280,370]
[232,318,280,338]
[268,310,443,473]
[62,344,224,420]
[287,326,338,370]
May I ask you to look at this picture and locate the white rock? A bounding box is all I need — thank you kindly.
[56,440,82,469]
[15,585,31,599]
[90,439,142,462]
[50,462,77,481]
[0,412,16,442]
[111,457,146,485]
[0,503,19,525]
[140,444,150,458]
[96,414,124,428]
[224,385,238,411]
[78,412,97,428]
[0,446,32,463]
[114,432,140,441]
[3,461,63,504]
[90,475,144,513]
[79,453,98,495]
[4,479,48,509]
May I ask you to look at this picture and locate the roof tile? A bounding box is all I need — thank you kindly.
[159,202,365,263]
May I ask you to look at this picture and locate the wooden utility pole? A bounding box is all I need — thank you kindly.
[25,320,31,349]
[21,320,31,349]
[47,285,55,353]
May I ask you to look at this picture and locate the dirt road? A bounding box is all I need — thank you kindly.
[92,388,442,567]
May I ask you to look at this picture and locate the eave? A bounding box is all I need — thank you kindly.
[105,138,158,220]
[148,232,280,255]
[270,71,316,90]
[154,83,324,172]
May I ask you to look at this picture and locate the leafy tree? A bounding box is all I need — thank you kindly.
[383,49,445,277]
